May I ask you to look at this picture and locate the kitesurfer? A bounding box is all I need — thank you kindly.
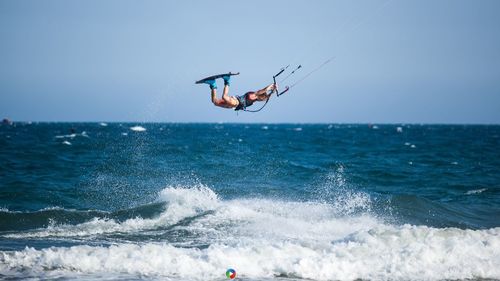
[202,75,277,111]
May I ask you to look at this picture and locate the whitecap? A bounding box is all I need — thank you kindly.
[62,141,71,145]
[3,185,220,239]
[465,188,487,195]
[130,126,146,132]
[99,122,108,127]
[55,133,77,139]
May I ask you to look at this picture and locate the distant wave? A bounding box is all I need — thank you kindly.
[130,126,146,132]
[466,188,487,195]
[0,206,110,232]
[0,202,166,233]
[54,131,89,139]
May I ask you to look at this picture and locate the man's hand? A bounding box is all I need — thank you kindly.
[266,83,278,93]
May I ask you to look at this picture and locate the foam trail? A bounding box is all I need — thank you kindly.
[0,226,499,280]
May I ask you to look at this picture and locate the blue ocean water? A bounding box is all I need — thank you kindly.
[0,122,499,280]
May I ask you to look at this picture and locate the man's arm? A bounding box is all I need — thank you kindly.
[256,83,277,96]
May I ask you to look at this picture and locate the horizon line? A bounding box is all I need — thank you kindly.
[2,120,500,126]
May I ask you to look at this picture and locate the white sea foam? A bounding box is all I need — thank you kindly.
[99,122,108,127]
[55,134,76,139]
[130,126,146,132]
[39,206,68,211]
[55,132,89,139]
[466,188,487,195]
[62,141,71,145]
[1,226,498,280]
[1,186,499,280]
[3,185,219,239]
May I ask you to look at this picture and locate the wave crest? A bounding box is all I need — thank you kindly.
[1,226,499,280]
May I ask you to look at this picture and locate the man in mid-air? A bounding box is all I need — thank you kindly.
[202,75,277,111]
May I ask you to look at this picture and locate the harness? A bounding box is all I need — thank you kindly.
[234,93,255,111]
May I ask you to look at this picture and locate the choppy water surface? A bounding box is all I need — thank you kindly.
[0,123,499,280]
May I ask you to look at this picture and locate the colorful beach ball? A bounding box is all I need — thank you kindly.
[226,268,237,279]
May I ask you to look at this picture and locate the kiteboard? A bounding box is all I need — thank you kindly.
[195,72,240,84]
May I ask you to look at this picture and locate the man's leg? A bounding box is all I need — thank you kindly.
[221,75,233,103]
[221,84,231,103]
[211,88,219,105]
[221,84,240,107]
[202,79,219,105]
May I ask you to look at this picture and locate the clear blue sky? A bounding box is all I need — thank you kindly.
[1,0,499,123]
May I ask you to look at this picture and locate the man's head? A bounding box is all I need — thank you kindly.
[257,95,270,101]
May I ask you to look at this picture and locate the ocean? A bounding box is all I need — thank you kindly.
[0,122,499,280]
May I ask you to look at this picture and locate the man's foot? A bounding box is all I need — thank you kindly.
[202,79,217,90]
[222,75,231,86]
